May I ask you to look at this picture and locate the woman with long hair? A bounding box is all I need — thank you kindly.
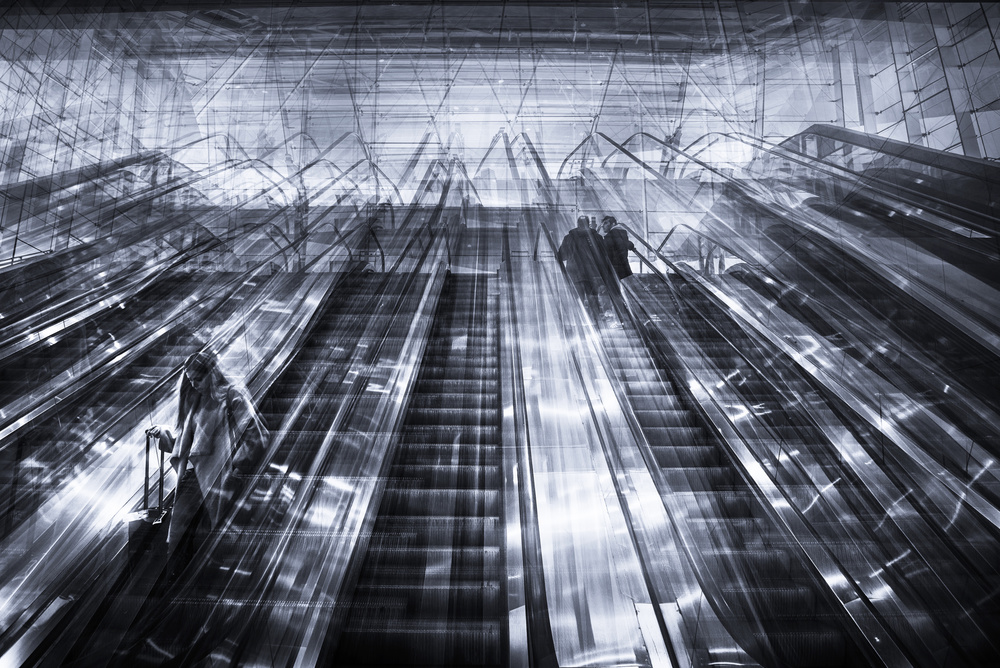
[148,350,266,568]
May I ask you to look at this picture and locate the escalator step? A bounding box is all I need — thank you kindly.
[392,444,501,467]
[355,547,501,582]
[370,516,500,547]
[704,490,755,518]
[423,335,496,349]
[716,547,793,580]
[418,367,498,381]
[727,585,817,617]
[612,367,662,382]
[334,624,501,666]
[387,464,501,488]
[345,583,500,623]
[415,379,499,394]
[663,466,736,492]
[621,394,682,412]
[400,425,499,444]
[642,425,706,447]
[409,393,497,411]
[404,408,497,426]
[693,516,771,546]
[756,625,847,668]
[633,408,697,428]
[650,443,720,467]
[378,488,501,517]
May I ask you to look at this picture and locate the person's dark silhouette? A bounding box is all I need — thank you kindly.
[558,215,616,318]
[601,215,635,280]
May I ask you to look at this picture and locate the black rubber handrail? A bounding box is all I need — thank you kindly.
[673,129,999,239]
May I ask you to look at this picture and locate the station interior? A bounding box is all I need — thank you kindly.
[2,1,1000,666]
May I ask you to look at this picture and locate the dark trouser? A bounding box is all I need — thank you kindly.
[167,469,210,576]
[576,274,621,318]
[572,278,599,317]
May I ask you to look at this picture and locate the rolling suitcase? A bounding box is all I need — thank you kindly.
[125,430,169,575]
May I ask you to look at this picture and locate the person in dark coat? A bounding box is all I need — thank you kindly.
[558,215,616,317]
[601,215,635,280]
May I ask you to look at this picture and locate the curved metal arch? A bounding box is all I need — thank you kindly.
[296,157,341,183]
[473,130,508,179]
[364,159,404,206]
[555,134,605,180]
[264,177,372,266]
[509,132,553,189]
[325,157,404,208]
[308,130,375,166]
[281,131,324,160]
[240,158,296,199]
[303,158,393,230]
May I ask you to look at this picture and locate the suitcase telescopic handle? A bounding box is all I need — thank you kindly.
[143,430,166,511]
[144,432,151,510]
[158,441,164,509]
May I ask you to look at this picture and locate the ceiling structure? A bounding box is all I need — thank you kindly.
[1,2,928,189]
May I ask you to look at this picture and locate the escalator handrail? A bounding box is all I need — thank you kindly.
[206,168,461,668]
[0,145,391,356]
[499,222,559,668]
[575,133,1000,355]
[530,213,718,664]
[564,178,937,664]
[792,123,1000,180]
[675,129,999,238]
[0,182,456,665]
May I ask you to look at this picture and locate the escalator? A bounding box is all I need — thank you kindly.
[757,223,1000,486]
[0,271,203,408]
[0,166,460,665]
[663,145,1000,500]
[0,268,329,667]
[54,266,424,665]
[0,271,299,542]
[678,126,1000,314]
[259,268,394,470]
[783,124,1000,238]
[323,269,503,666]
[623,270,1000,666]
[597,286,868,668]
